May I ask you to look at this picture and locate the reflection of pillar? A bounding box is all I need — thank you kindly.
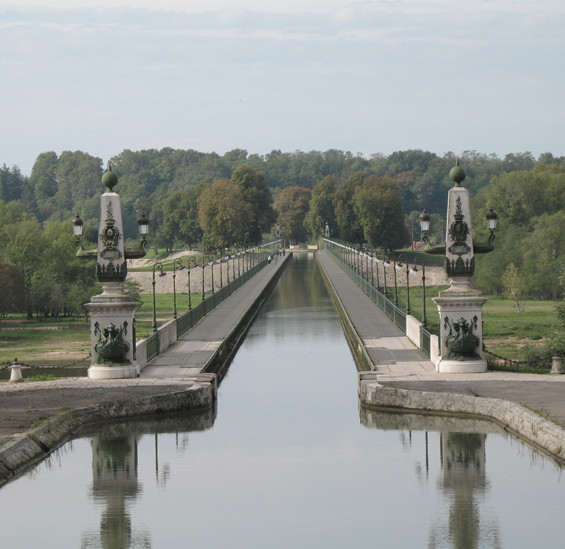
[82,431,150,549]
[429,432,500,549]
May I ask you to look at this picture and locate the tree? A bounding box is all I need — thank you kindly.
[162,185,203,249]
[502,263,524,312]
[334,172,365,243]
[0,261,25,318]
[197,179,251,248]
[231,165,276,243]
[0,164,24,204]
[353,175,409,251]
[54,151,103,219]
[304,175,337,239]
[274,186,312,244]
[0,216,44,318]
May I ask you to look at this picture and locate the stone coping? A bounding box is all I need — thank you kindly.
[359,377,565,466]
[0,378,215,486]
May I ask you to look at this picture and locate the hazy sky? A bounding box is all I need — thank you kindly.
[2,0,564,175]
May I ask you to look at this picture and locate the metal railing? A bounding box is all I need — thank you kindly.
[145,256,271,362]
[324,239,407,332]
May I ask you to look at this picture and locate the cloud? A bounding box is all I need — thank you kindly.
[1,0,565,174]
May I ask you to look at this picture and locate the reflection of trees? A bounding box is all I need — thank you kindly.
[252,254,336,345]
[80,408,216,549]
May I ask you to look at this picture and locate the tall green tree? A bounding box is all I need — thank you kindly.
[274,186,312,244]
[0,261,25,318]
[231,165,276,243]
[197,179,250,248]
[162,185,203,249]
[0,215,44,318]
[334,172,365,243]
[353,175,409,251]
[304,175,337,239]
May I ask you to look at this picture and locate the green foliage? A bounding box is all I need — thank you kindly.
[0,261,25,317]
[353,175,409,251]
[304,175,337,239]
[0,164,24,204]
[334,172,365,243]
[473,164,565,299]
[231,165,276,244]
[274,186,312,244]
[197,178,251,247]
[3,147,565,308]
[162,185,203,249]
[502,263,524,311]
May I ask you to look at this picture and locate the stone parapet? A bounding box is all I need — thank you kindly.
[359,380,565,465]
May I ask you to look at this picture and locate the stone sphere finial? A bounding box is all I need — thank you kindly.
[449,160,466,186]
[101,162,118,192]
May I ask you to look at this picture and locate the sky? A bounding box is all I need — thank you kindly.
[1,0,564,176]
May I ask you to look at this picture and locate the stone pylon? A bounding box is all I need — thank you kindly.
[432,164,488,373]
[84,167,141,379]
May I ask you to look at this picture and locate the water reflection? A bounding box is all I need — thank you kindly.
[361,408,506,548]
[80,407,216,549]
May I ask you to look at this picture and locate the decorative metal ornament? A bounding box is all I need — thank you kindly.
[447,198,471,256]
[446,197,474,277]
[99,202,122,260]
[94,321,130,364]
[97,260,128,282]
[444,315,480,360]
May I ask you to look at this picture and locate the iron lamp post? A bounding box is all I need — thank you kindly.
[374,255,381,292]
[172,258,185,320]
[383,257,390,297]
[187,257,198,310]
[397,254,411,315]
[201,257,206,302]
[409,259,427,327]
[152,262,166,333]
[208,255,215,294]
[393,259,401,306]
[216,251,223,289]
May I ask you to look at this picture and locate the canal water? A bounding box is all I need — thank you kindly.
[0,253,563,548]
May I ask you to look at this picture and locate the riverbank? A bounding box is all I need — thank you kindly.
[315,250,565,466]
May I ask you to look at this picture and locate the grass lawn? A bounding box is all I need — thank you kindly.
[0,288,559,368]
[399,286,558,360]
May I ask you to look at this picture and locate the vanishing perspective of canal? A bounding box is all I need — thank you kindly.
[0,254,563,548]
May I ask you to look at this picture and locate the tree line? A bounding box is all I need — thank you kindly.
[0,147,564,319]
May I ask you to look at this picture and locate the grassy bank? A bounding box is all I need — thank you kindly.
[0,290,559,368]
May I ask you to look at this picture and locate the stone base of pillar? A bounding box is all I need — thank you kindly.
[437,359,487,374]
[84,290,140,380]
[433,287,488,375]
[88,363,138,379]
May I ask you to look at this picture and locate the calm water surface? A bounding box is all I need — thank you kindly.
[0,254,563,548]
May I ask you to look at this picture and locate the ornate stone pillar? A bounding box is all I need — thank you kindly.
[422,163,497,373]
[74,165,148,379]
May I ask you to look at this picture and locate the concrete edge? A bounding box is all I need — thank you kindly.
[0,382,215,487]
[359,380,565,465]
[315,251,373,372]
